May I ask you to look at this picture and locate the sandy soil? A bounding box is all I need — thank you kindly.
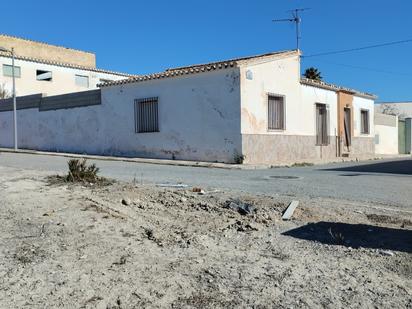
[0,166,411,308]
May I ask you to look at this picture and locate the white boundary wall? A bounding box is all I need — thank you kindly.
[0,68,242,163]
[374,113,398,155]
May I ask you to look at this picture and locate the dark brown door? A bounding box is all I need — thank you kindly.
[343,107,351,147]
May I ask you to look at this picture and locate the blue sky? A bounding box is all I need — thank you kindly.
[1,0,411,101]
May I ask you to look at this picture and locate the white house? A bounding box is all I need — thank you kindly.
[375,101,412,154]
[0,49,377,164]
[0,34,133,97]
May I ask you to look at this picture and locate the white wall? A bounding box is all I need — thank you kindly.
[240,53,305,135]
[375,124,398,155]
[301,85,338,137]
[353,96,375,137]
[0,68,242,163]
[240,54,341,138]
[0,56,128,97]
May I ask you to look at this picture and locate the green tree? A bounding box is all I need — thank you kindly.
[303,67,322,81]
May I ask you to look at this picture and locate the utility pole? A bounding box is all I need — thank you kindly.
[0,46,18,150]
[11,48,17,150]
[273,8,310,51]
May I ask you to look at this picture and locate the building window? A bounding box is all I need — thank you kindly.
[361,109,370,134]
[134,97,159,133]
[2,64,21,78]
[36,70,52,81]
[316,103,329,145]
[75,74,89,87]
[268,94,285,130]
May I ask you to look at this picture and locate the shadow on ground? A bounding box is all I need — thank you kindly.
[283,222,412,253]
[323,159,412,175]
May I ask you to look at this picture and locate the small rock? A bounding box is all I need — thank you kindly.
[226,200,255,216]
[379,250,395,257]
[42,211,54,217]
[245,223,259,231]
[180,197,187,203]
[122,198,131,206]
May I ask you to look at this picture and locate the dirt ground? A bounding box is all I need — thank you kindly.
[0,166,411,308]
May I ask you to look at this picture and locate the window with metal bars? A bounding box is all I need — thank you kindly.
[134,97,159,133]
[360,109,370,134]
[268,95,285,130]
[316,103,329,145]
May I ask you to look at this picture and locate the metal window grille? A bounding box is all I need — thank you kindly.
[268,95,285,130]
[135,97,159,133]
[361,109,370,134]
[316,103,329,145]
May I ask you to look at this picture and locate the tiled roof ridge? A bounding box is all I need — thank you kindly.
[99,50,298,87]
[165,50,297,71]
[99,62,237,87]
[0,51,136,77]
[301,78,377,99]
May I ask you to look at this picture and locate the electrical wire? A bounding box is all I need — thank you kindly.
[301,58,409,76]
[303,39,412,58]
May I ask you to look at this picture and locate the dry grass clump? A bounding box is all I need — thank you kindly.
[67,159,100,182]
[47,158,111,186]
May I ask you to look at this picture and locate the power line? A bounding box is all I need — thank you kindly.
[302,58,409,76]
[303,38,412,58]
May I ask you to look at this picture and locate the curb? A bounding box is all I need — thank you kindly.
[0,148,409,170]
[0,148,268,170]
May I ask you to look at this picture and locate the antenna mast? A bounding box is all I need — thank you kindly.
[273,8,310,51]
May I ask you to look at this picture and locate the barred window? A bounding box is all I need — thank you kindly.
[361,109,370,134]
[316,103,329,145]
[135,97,159,133]
[268,95,285,130]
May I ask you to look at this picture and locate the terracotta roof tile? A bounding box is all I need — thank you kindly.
[301,78,377,100]
[0,51,136,77]
[99,50,298,87]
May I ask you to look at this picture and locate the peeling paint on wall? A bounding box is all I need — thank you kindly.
[0,68,242,163]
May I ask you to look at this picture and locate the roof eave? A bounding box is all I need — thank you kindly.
[0,51,135,77]
[99,49,299,87]
[301,78,377,100]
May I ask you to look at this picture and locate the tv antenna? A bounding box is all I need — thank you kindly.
[273,8,310,51]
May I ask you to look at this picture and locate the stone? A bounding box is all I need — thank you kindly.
[121,198,131,206]
[379,250,395,257]
[282,200,299,220]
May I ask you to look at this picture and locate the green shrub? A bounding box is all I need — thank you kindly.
[66,159,100,183]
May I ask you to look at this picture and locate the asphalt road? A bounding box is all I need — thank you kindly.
[0,152,411,209]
